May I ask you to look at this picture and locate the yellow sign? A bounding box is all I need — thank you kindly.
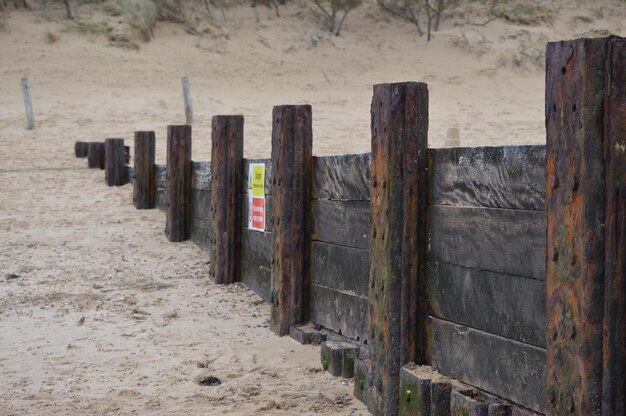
[250,164,265,197]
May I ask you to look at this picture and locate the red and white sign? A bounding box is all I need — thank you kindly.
[248,195,265,231]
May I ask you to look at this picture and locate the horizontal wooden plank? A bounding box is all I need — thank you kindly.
[242,158,272,196]
[312,199,370,249]
[428,205,546,280]
[310,283,368,342]
[242,195,274,233]
[429,145,546,210]
[312,153,371,201]
[429,317,546,413]
[311,241,369,297]
[156,164,166,189]
[155,189,167,211]
[427,261,546,347]
[192,189,211,220]
[191,218,213,250]
[241,228,272,269]
[241,260,271,303]
[192,161,211,190]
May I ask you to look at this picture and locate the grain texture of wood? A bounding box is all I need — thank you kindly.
[209,115,244,285]
[21,77,34,130]
[191,217,213,249]
[270,105,312,336]
[426,261,546,348]
[192,189,211,220]
[241,228,272,302]
[311,199,369,249]
[312,153,371,200]
[429,317,546,413]
[311,241,369,296]
[367,82,429,416]
[310,283,368,341]
[104,138,126,186]
[74,141,89,158]
[165,125,192,242]
[546,37,626,416]
[182,76,193,125]
[192,161,211,190]
[429,145,546,210]
[87,142,105,169]
[429,205,546,280]
[133,131,156,209]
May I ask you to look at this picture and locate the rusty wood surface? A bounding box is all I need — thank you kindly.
[87,142,105,169]
[104,138,126,186]
[367,82,428,416]
[165,125,192,242]
[546,36,626,415]
[133,131,156,209]
[270,105,312,336]
[209,115,244,285]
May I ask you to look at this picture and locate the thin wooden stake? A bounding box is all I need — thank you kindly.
[21,77,34,130]
[182,76,193,125]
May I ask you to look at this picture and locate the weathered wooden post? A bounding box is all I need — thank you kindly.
[133,131,156,209]
[210,115,244,284]
[546,37,626,415]
[366,82,429,416]
[165,125,192,242]
[270,105,313,336]
[87,142,105,169]
[74,141,89,158]
[182,76,193,125]
[104,138,126,186]
[21,77,34,130]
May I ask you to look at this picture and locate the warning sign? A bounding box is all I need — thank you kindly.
[248,163,266,231]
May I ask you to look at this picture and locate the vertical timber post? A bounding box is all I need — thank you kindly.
[104,138,126,186]
[21,77,34,130]
[182,76,193,125]
[367,82,428,416]
[133,131,156,209]
[270,105,312,336]
[87,142,105,169]
[209,115,244,284]
[165,125,192,242]
[546,37,626,415]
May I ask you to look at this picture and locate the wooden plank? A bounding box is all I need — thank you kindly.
[133,131,156,209]
[429,146,545,211]
[312,152,371,200]
[429,317,546,414]
[241,228,272,268]
[192,189,210,220]
[209,115,244,285]
[270,105,313,336]
[546,37,626,416]
[165,125,192,242]
[312,199,369,249]
[310,283,368,341]
[429,205,545,280]
[191,218,213,250]
[368,82,429,416]
[241,260,271,303]
[242,158,272,195]
[21,77,34,130]
[181,76,193,125]
[155,164,167,189]
[426,261,546,348]
[104,138,126,187]
[192,161,211,190]
[155,189,167,211]
[311,241,368,297]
